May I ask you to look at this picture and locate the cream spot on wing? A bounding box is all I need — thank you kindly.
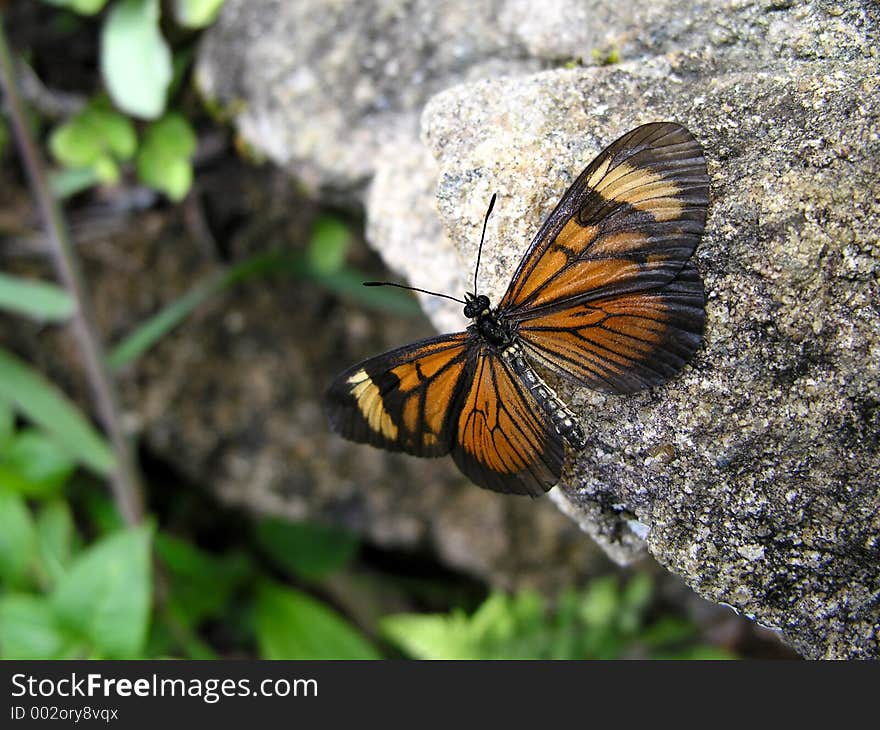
[593,161,683,222]
[347,370,398,440]
[587,156,612,188]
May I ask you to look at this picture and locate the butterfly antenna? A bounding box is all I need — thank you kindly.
[473,193,497,296]
[363,281,466,305]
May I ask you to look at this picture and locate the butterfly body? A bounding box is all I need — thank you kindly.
[467,298,514,350]
[326,122,709,497]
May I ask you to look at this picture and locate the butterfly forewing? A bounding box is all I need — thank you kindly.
[325,333,472,457]
[500,122,708,316]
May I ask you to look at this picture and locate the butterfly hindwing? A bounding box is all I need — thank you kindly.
[452,349,563,497]
[517,261,705,393]
[500,122,709,316]
[324,333,472,457]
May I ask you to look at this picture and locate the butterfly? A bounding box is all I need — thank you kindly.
[325,122,709,497]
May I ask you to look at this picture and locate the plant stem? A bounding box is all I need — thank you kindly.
[0,17,144,525]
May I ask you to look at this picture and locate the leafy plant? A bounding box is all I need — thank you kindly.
[135,112,198,201]
[49,99,137,186]
[0,349,115,476]
[382,575,736,660]
[40,0,222,200]
[100,0,172,120]
[254,582,379,660]
[0,502,154,659]
[0,272,75,322]
[256,518,359,581]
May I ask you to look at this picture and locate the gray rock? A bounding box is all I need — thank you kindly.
[196,0,542,194]
[196,0,880,657]
[415,57,880,658]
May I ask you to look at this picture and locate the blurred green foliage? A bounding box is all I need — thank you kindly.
[41,0,109,14]
[100,0,172,120]
[0,349,115,476]
[254,582,380,660]
[0,272,74,322]
[0,431,731,659]
[383,576,734,660]
[256,519,359,581]
[135,112,198,201]
[49,99,136,186]
[41,0,211,200]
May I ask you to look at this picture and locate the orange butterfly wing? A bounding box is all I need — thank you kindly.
[325,333,472,457]
[451,349,563,496]
[517,262,705,393]
[502,122,708,393]
[500,122,708,316]
[325,333,563,495]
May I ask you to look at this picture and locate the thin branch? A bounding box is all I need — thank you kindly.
[0,16,144,525]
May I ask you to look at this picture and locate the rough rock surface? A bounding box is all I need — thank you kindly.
[419,59,880,659]
[194,0,880,657]
[196,0,542,193]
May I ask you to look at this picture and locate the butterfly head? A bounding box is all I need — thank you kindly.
[464,292,514,349]
[463,292,491,320]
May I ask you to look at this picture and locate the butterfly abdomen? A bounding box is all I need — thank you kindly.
[502,343,586,451]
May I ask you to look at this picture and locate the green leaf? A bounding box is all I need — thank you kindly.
[579,576,620,629]
[256,519,359,581]
[0,273,75,323]
[49,103,137,170]
[154,533,250,626]
[173,0,225,28]
[618,573,652,634]
[0,429,77,497]
[49,167,102,200]
[254,582,379,659]
[41,0,110,15]
[307,217,351,275]
[0,593,77,659]
[147,155,192,200]
[36,499,78,587]
[382,612,472,660]
[0,491,37,588]
[52,524,153,658]
[101,0,172,120]
[382,592,548,660]
[141,112,197,158]
[0,348,115,476]
[0,398,13,449]
[136,113,197,200]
